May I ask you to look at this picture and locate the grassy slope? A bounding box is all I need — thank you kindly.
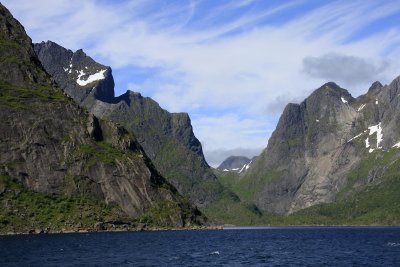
[207,148,400,226]
[0,175,130,233]
[202,171,265,225]
[0,174,203,233]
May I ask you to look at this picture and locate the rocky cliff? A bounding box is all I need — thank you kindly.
[0,3,203,230]
[246,79,400,215]
[34,41,114,105]
[34,41,222,207]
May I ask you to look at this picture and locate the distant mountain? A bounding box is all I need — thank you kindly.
[0,3,203,232]
[217,156,252,173]
[34,41,222,207]
[242,79,400,215]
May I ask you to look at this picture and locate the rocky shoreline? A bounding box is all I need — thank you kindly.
[0,225,224,236]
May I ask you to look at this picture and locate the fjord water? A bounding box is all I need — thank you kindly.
[1,228,400,266]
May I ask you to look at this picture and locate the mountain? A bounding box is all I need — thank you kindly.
[33,41,114,106]
[217,156,252,173]
[210,79,400,225]
[242,79,400,216]
[0,3,203,232]
[34,41,222,207]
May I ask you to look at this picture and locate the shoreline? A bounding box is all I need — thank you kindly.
[0,225,224,236]
[2,224,400,236]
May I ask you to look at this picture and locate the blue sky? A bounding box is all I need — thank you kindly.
[4,0,400,166]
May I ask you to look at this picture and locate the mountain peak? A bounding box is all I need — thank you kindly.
[308,81,353,105]
[34,41,115,104]
[322,81,341,89]
[368,81,383,93]
[316,81,348,94]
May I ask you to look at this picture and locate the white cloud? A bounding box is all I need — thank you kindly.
[191,114,273,157]
[4,0,400,163]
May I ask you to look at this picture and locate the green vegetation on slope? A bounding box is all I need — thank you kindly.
[153,137,223,205]
[0,175,130,233]
[209,148,400,226]
[0,174,206,233]
[0,81,67,109]
[202,189,264,225]
[201,170,265,225]
[136,198,205,228]
[281,175,400,225]
[77,141,134,167]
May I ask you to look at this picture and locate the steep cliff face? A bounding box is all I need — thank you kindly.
[247,80,400,215]
[0,3,202,228]
[34,41,114,105]
[34,42,222,207]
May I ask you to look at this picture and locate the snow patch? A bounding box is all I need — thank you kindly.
[368,123,383,148]
[364,123,383,152]
[341,97,348,104]
[223,169,229,172]
[246,161,252,170]
[316,119,319,122]
[231,168,239,171]
[393,142,400,148]
[238,165,246,173]
[347,132,364,142]
[375,99,378,105]
[357,104,366,111]
[238,160,252,174]
[76,69,106,86]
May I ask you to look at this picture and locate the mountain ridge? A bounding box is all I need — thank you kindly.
[33,41,223,207]
[243,77,400,215]
[0,3,203,232]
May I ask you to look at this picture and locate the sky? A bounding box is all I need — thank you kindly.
[4,0,400,167]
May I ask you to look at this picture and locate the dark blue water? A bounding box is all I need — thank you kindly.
[1,227,400,266]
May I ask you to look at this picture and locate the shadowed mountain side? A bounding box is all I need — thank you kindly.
[243,79,400,215]
[34,41,223,207]
[0,3,204,231]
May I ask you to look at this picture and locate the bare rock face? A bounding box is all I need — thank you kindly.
[34,41,114,105]
[248,79,400,215]
[34,42,222,208]
[0,3,203,227]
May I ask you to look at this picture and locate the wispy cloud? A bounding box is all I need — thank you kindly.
[4,0,400,164]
